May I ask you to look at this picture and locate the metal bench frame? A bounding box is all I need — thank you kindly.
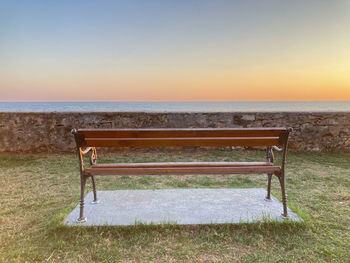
[72,127,292,223]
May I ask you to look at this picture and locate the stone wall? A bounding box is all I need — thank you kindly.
[0,112,349,152]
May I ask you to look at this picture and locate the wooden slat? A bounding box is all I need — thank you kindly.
[78,128,286,139]
[84,137,281,147]
[92,161,273,168]
[84,166,281,175]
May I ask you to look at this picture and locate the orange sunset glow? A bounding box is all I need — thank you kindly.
[2,1,350,102]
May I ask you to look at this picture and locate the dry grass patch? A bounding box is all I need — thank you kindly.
[0,149,350,262]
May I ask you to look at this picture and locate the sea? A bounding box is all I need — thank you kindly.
[0,101,350,112]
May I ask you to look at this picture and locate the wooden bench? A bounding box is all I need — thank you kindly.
[72,127,293,223]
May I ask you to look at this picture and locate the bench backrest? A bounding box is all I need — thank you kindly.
[72,128,291,148]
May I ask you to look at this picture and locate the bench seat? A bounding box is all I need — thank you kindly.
[85,161,280,175]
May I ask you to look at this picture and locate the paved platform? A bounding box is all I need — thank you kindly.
[64,188,302,226]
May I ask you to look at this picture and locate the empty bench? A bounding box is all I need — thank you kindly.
[72,127,293,222]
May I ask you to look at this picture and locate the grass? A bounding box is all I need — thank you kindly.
[0,148,349,262]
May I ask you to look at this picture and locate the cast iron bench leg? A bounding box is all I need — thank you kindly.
[265,173,273,200]
[278,172,288,217]
[77,176,87,223]
[91,176,100,204]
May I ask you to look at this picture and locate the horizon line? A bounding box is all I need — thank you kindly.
[1,100,350,103]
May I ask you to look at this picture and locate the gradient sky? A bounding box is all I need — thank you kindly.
[1,0,350,101]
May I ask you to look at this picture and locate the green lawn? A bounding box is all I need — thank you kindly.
[0,148,349,262]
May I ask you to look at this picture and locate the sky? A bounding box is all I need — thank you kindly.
[1,0,350,102]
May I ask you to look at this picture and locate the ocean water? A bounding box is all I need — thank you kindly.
[0,101,349,112]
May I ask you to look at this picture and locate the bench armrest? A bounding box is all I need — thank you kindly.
[272,146,283,152]
[79,147,97,166]
[80,147,94,155]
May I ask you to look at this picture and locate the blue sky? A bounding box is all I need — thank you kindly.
[1,1,350,101]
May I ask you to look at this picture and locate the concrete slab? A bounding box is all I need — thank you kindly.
[64,188,302,226]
